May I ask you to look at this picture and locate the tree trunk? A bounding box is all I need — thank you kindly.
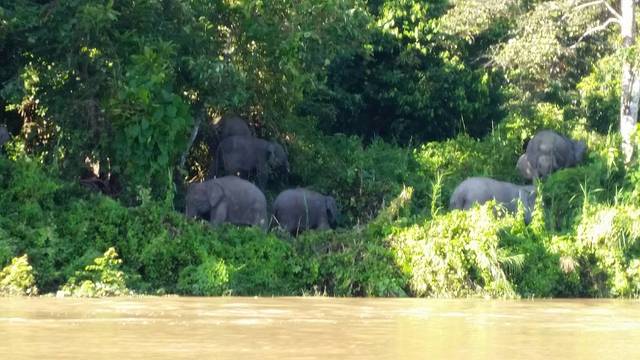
[179,106,205,171]
[620,0,639,164]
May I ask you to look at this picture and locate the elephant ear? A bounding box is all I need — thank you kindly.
[325,196,338,227]
[516,154,536,180]
[266,142,289,172]
[573,140,587,163]
[266,143,277,165]
[207,182,226,208]
[185,182,212,218]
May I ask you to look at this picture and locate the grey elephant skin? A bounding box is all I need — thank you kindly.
[218,114,252,140]
[212,135,289,189]
[185,176,268,229]
[273,188,338,235]
[517,130,586,180]
[449,177,536,224]
[0,126,10,151]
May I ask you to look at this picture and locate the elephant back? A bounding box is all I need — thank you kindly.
[519,130,586,179]
[215,176,267,227]
[273,188,329,233]
[218,114,252,140]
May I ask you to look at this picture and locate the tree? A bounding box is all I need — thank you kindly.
[570,0,639,163]
[444,0,638,163]
[618,0,639,163]
[0,0,370,201]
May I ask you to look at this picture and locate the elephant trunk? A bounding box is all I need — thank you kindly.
[185,205,196,218]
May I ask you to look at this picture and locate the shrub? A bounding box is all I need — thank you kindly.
[59,247,131,297]
[388,204,519,298]
[288,130,421,224]
[575,203,640,297]
[0,255,38,296]
[177,257,230,296]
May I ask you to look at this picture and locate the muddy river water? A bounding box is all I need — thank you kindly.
[1,297,639,359]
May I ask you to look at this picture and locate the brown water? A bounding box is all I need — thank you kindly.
[1,297,639,359]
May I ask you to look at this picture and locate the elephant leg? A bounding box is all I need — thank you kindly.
[316,221,330,230]
[209,202,228,226]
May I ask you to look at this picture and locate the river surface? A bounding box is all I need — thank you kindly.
[1,297,639,359]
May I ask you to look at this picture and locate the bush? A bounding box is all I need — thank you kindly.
[388,204,519,298]
[293,229,407,297]
[177,257,230,296]
[59,247,131,297]
[0,255,38,296]
[575,203,640,297]
[288,129,421,224]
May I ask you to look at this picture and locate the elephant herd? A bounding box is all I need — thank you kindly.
[187,122,587,233]
[185,114,338,235]
[0,120,589,232]
[449,130,587,224]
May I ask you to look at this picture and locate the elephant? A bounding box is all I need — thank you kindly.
[217,114,252,140]
[517,130,587,180]
[272,188,338,235]
[185,175,268,229]
[0,126,10,151]
[449,177,536,224]
[211,135,289,190]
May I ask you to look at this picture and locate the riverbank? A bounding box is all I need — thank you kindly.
[2,106,640,299]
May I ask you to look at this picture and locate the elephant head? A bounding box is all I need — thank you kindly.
[517,152,557,181]
[218,114,252,140]
[517,130,587,180]
[267,142,290,174]
[325,196,339,228]
[517,186,537,225]
[573,140,587,164]
[185,181,224,220]
[517,154,536,180]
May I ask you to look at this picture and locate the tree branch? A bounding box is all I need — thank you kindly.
[569,17,620,49]
[573,0,622,20]
[603,0,623,19]
[179,106,206,171]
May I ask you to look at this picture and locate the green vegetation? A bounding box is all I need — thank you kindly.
[1,0,640,298]
[59,247,130,297]
[0,255,38,296]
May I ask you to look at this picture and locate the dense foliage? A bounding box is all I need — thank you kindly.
[1,0,640,298]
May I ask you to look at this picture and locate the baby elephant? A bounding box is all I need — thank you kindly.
[449,177,536,224]
[517,130,586,180]
[185,175,267,229]
[273,188,338,235]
